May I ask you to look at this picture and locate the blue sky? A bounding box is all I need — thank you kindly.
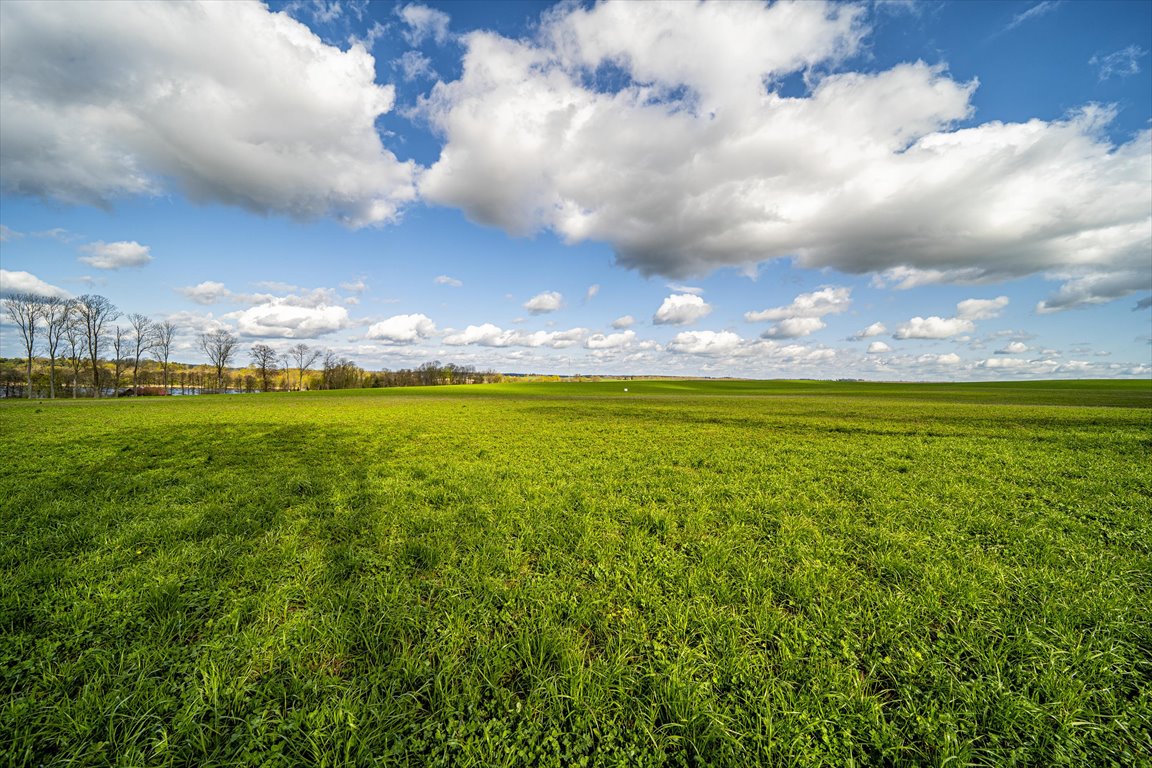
[1,0,1149,379]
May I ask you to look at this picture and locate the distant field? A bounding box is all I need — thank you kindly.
[2,380,1150,767]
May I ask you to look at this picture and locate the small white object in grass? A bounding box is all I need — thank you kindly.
[624,388,628,392]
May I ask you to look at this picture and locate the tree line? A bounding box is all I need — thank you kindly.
[1,292,501,399]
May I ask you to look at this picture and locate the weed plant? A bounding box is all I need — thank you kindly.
[2,380,1150,766]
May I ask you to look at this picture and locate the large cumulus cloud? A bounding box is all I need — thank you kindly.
[0,0,416,225]
[419,0,1151,309]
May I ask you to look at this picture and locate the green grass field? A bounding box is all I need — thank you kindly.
[2,380,1150,767]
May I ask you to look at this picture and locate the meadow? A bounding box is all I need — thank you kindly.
[2,379,1150,767]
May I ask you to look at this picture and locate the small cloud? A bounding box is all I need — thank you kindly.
[366,313,437,344]
[584,284,600,302]
[611,315,636,329]
[524,291,564,314]
[894,316,975,339]
[762,317,826,338]
[1135,296,1152,311]
[0,269,71,298]
[745,287,851,322]
[867,341,892,354]
[78,240,152,269]
[443,323,585,348]
[340,278,368,293]
[1002,1,1061,34]
[1090,45,1148,81]
[996,341,1028,354]
[956,296,1009,320]
[350,21,390,50]
[179,281,232,305]
[0,225,23,242]
[870,266,986,290]
[397,3,450,46]
[434,275,463,287]
[667,330,742,356]
[394,50,437,81]
[226,301,350,338]
[666,283,704,295]
[585,330,635,349]
[654,293,712,326]
[851,322,887,340]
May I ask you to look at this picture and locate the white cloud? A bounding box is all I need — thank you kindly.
[524,291,564,314]
[1090,45,1147,80]
[180,281,231,305]
[397,3,451,46]
[893,316,975,339]
[366,313,437,344]
[78,240,152,269]
[227,301,350,338]
[1002,1,1061,34]
[0,225,21,242]
[870,265,986,290]
[1036,271,1149,313]
[340,279,368,293]
[395,50,437,81]
[851,321,887,339]
[653,293,712,326]
[666,283,704,296]
[178,281,342,309]
[933,352,963,365]
[746,287,851,322]
[611,315,636,329]
[867,341,892,354]
[585,330,635,349]
[747,287,849,338]
[998,341,1028,354]
[762,317,827,338]
[585,284,600,302]
[956,296,1009,320]
[667,330,743,356]
[434,275,463,287]
[419,2,1150,310]
[0,269,70,298]
[443,324,586,348]
[0,0,416,226]
[894,296,1008,340]
[978,356,1032,369]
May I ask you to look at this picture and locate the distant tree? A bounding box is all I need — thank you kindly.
[62,314,85,398]
[111,326,128,393]
[41,297,72,399]
[199,329,239,392]
[150,320,178,390]
[127,313,153,390]
[250,343,278,392]
[279,353,292,391]
[75,294,119,398]
[2,292,42,398]
[289,342,321,391]
[321,350,362,390]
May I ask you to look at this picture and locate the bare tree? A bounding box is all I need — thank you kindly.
[75,294,119,397]
[150,320,178,390]
[111,326,128,393]
[127,313,153,390]
[2,292,41,398]
[279,353,292,391]
[199,329,239,392]
[41,297,73,399]
[250,343,278,392]
[289,342,321,391]
[62,314,85,398]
